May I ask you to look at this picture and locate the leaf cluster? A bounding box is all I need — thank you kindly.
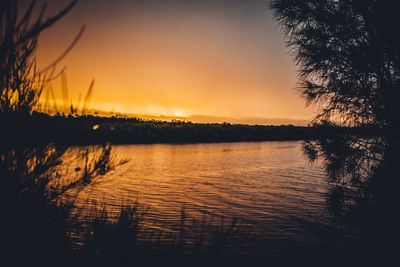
[270,0,400,127]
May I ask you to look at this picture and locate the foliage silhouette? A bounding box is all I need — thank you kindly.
[0,0,81,115]
[36,72,95,115]
[301,134,399,265]
[0,143,122,265]
[1,143,252,266]
[70,204,249,267]
[2,1,397,266]
[3,111,367,145]
[270,2,399,264]
[270,0,400,128]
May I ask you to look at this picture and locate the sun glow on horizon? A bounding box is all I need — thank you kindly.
[35,0,315,124]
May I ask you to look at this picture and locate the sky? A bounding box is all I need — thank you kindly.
[31,0,315,125]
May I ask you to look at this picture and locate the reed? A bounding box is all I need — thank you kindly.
[1,141,250,266]
[68,201,249,266]
[0,0,81,116]
[37,74,95,116]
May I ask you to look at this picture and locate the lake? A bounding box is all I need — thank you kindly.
[64,141,377,264]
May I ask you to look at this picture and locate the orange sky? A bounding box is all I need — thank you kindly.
[33,0,315,125]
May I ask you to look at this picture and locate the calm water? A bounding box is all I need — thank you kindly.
[66,141,340,245]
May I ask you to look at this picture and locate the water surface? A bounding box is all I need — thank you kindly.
[68,142,334,242]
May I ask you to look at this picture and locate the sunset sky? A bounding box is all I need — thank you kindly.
[33,0,315,125]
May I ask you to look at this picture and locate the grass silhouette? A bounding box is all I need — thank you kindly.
[0,143,252,266]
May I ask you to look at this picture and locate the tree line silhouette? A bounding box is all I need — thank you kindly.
[1,0,399,266]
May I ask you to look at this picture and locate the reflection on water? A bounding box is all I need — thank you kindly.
[2,139,393,265]
[303,136,384,222]
[303,135,398,265]
[68,142,327,240]
[67,140,393,264]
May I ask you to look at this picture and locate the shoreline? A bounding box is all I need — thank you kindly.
[1,112,382,146]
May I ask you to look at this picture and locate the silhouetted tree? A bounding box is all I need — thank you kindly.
[270,0,400,129]
[0,0,78,114]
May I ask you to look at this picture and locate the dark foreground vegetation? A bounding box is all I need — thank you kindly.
[0,143,253,267]
[1,111,385,146]
[2,138,395,267]
[1,0,399,266]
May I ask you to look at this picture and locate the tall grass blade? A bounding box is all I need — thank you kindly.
[61,72,69,113]
[82,79,94,115]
